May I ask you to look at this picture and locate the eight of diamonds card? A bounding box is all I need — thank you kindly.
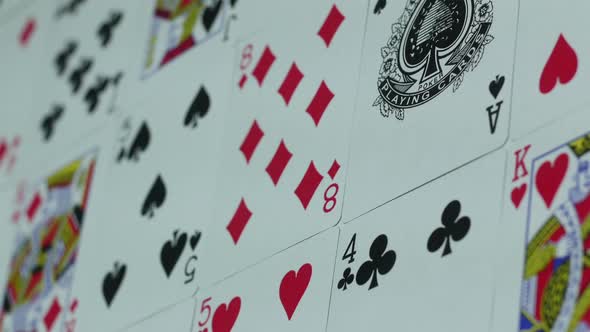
[494,109,590,332]
[341,0,518,222]
[198,0,367,286]
[328,150,505,332]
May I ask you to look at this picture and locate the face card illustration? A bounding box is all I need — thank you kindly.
[197,0,366,287]
[328,150,505,332]
[494,109,590,332]
[510,0,590,139]
[26,0,142,160]
[142,0,234,77]
[0,150,98,332]
[341,0,518,222]
[67,50,230,331]
[193,229,337,332]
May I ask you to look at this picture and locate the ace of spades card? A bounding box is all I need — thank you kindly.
[328,150,505,332]
[25,0,143,160]
[0,137,105,332]
[197,0,368,287]
[0,0,55,185]
[65,41,234,331]
[495,109,590,332]
[341,0,518,222]
[510,0,590,140]
[192,229,337,332]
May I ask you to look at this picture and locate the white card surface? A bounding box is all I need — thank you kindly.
[198,0,367,287]
[341,0,518,222]
[329,150,505,331]
[510,0,590,140]
[193,228,338,332]
[121,298,194,332]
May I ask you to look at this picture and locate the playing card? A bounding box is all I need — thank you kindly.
[22,0,143,163]
[119,298,194,332]
[341,0,518,222]
[327,149,505,331]
[0,0,55,184]
[122,0,306,109]
[494,108,590,331]
[0,126,112,332]
[66,42,233,330]
[197,0,367,287]
[192,228,337,332]
[510,0,590,140]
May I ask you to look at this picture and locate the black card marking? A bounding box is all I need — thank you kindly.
[160,230,188,278]
[141,174,167,218]
[102,261,126,307]
[184,86,210,128]
[427,200,471,257]
[356,234,396,290]
[97,11,124,48]
[117,121,151,163]
[54,41,78,76]
[40,104,64,142]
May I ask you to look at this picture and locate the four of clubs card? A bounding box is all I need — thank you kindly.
[198,0,367,285]
[342,0,518,222]
[328,150,505,331]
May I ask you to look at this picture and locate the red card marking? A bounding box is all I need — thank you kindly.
[26,192,42,222]
[327,160,340,180]
[19,18,36,47]
[239,120,264,164]
[266,140,293,186]
[278,62,304,105]
[535,153,569,208]
[317,5,345,47]
[44,297,62,331]
[539,34,578,94]
[212,297,241,332]
[251,46,276,86]
[306,81,334,126]
[294,161,324,210]
[511,183,527,209]
[0,140,7,165]
[279,263,312,320]
[238,74,248,89]
[70,298,78,313]
[226,198,252,245]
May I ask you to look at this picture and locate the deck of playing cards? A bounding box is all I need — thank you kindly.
[0,0,587,331]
